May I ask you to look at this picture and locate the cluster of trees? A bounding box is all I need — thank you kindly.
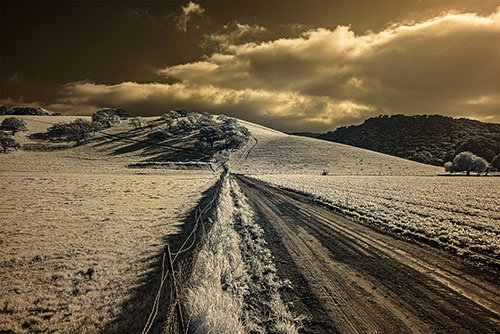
[196,116,250,151]
[0,106,61,116]
[44,108,127,146]
[91,110,120,128]
[317,114,500,167]
[444,151,500,175]
[0,117,27,153]
[139,110,250,159]
[1,117,27,135]
[46,119,101,145]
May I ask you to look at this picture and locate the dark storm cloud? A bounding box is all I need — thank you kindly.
[45,8,499,132]
[1,1,499,132]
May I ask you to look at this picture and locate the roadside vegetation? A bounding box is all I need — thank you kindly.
[184,175,301,334]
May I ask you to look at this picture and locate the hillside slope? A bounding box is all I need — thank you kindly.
[0,115,219,334]
[316,114,500,166]
[233,120,440,176]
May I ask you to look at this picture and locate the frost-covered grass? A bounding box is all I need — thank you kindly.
[184,176,248,334]
[184,176,300,334]
[0,117,219,333]
[254,174,500,261]
[235,120,441,176]
[233,120,499,263]
[0,171,217,334]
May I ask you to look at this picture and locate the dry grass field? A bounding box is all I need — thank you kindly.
[236,121,500,264]
[0,116,217,333]
[1,115,499,333]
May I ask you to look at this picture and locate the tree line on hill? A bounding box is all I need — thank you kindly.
[315,114,500,168]
[0,108,129,152]
[0,106,62,116]
[1,108,250,162]
[129,110,250,161]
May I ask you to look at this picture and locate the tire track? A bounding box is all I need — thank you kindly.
[235,175,500,334]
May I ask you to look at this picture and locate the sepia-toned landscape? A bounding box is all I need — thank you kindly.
[1,1,499,333]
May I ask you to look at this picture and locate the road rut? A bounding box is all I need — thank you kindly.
[235,175,500,334]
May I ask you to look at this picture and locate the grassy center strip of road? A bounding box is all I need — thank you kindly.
[183,175,301,333]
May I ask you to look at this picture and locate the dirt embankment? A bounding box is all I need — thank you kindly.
[235,175,500,334]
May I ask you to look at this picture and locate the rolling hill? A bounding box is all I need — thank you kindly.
[313,114,500,166]
[234,120,440,176]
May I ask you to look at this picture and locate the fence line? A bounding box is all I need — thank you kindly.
[142,173,225,334]
[15,117,239,333]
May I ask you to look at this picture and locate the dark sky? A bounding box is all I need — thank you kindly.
[1,0,499,131]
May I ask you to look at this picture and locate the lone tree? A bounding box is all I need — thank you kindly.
[1,117,27,135]
[65,119,93,145]
[444,151,488,175]
[0,135,21,153]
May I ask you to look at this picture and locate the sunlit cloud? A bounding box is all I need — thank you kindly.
[53,81,373,131]
[53,7,500,132]
[203,22,268,50]
[174,1,205,32]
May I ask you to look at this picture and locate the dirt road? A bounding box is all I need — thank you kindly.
[235,175,500,334]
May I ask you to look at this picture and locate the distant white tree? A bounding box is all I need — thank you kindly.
[445,151,488,175]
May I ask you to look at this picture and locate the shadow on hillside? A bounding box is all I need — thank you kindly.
[86,128,145,151]
[89,127,216,163]
[28,132,50,140]
[101,180,220,334]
